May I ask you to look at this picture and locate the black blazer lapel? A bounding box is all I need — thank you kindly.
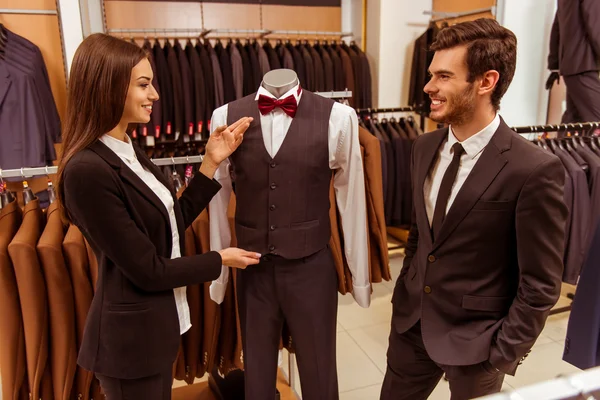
[432,120,513,251]
[89,141,171,229]
[416,128,447,245]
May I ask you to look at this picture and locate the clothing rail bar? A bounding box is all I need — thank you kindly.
[424,6,496,22]
[106,28,352,39]
[0,156,204,179]
[316,90,352,99]
[356,107,414,113]
[0,8,58,15]
[511,121,600,134]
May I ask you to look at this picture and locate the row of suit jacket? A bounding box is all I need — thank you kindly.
[138,37,373,144]
[359,115,423,228]
[532,136,600,285]
[0,125,389,398]
[0,25,61,171]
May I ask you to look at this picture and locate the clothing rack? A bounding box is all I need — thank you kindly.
[316,90,352,99]
[0,8,58,15]
[355,106,424,131]
[0,156,204,179]
[423,6,496,22]
[106,28,354,40]
[480,366,600,400]
[511,122,600,134]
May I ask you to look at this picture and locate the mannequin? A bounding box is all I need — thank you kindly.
[208,70,370,400]
[261,69,298,97]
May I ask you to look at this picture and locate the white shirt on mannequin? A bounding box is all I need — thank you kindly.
[208,83,371,308]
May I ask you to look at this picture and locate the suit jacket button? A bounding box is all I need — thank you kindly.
[424,286,432,294]
[428,255,436,263]
[269,245,276,251]
[270,204,276,211]
[270,225,276,231]
[270,183,277,190]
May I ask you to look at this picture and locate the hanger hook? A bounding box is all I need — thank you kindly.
[171,156,175,165]
[45,166,50,176]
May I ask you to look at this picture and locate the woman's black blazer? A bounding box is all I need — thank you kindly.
[63,140,223,379]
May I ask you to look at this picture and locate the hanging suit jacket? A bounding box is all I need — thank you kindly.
[317,44,335,91]
[548,0,600,76]
[326,44,344,91]
[198,43,216,134]
[8,199,52,400]
[279,43,295,71]
[153,40,173,138]
[186,41,207,137]
[0,200,27,400]
[352,44,373,108]
[245,42,263,95]
[229,42,244,101]
[299,44,315,92]
[337,45,356,107]
[174,41,195,138]
[255,41,271,76]
[143,40,163,139]
[62,225,94,400]
[215,41,236,104]
[166,42,184,137]
[309,45,325,92]
[564,220,600,369]
[263,41,281,71]
[397,119,567,375]
[190,210,221,378]
[37,201,77,400]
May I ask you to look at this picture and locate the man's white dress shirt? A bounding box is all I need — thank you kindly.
[424,114,500,224]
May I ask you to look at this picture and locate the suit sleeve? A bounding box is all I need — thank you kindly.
[582,0,600,59]
[489,157,567,373]
[64,161,223,293]
[548,14,560,71]
[400,137,420,276]
[178,170,222,229]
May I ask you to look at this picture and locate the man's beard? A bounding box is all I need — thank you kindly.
[429,83,477,126]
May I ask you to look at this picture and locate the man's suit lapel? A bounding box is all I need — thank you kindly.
[432,119,513,251]
[89,141,171,229]
[416,128,448,246]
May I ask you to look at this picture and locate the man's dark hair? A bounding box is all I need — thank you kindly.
[430,18,517,111]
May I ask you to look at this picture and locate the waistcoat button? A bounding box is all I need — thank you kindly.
[269,245,276,251]
[270,183,277,190]
[270,225,276,231]
[270,161,277,168]
[270,205,276,211]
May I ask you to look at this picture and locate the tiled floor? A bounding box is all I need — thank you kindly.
[285,251,581,400]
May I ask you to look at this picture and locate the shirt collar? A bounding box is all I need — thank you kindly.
[448,114,500,159]
[254,82,303,105]
[100,134,136,163]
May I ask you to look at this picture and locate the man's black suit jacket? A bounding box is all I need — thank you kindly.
[395,118,567,376]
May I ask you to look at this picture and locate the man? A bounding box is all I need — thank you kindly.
[546,0,600,123]
[381,19,568,400]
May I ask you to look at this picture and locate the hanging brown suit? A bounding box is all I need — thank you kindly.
[191,210,221,378]
[8,199,53,400]
[0,200,27,400]
[62,225,95,400]
[37,202,77,400]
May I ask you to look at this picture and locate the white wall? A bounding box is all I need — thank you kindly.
[57,0,84,77]
[497,0,556,126]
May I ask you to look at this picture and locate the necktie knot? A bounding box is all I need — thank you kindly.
[257,94,298,118]
[452,143,465,159]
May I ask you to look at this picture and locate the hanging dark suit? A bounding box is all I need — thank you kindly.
[337,45,356,107]
[8,199,52,400]
[326,44,344,91]
[208,43,225,109]
[284,42,303,84]
[263,41,281,71]
[351,43,373,108]
[37,201,77,400]
[153,40,173,138]
[564,218,600,370]
[174,41,195,138]
[62,225,95,400]
[215,41,236,104]
[236,41,254,96]
[409,24,439,116]
[228,42,244,100]
[198,42,216,134]
[298,43,314,92]
[309,44,325,92]
[186,41,208,138]
[316,43,334,91]
[255,42,271,76]
[0,200,27,400]
[245,42,262,90]
[165,42,184,138]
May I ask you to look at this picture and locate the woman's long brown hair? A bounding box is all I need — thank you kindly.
[57,33,147,223]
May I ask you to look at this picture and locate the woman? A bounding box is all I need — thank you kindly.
[57,33,259,399]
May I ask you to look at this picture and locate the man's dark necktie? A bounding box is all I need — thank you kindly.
[431,142,465,241]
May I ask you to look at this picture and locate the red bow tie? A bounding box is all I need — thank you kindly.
[257,94,298,118]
